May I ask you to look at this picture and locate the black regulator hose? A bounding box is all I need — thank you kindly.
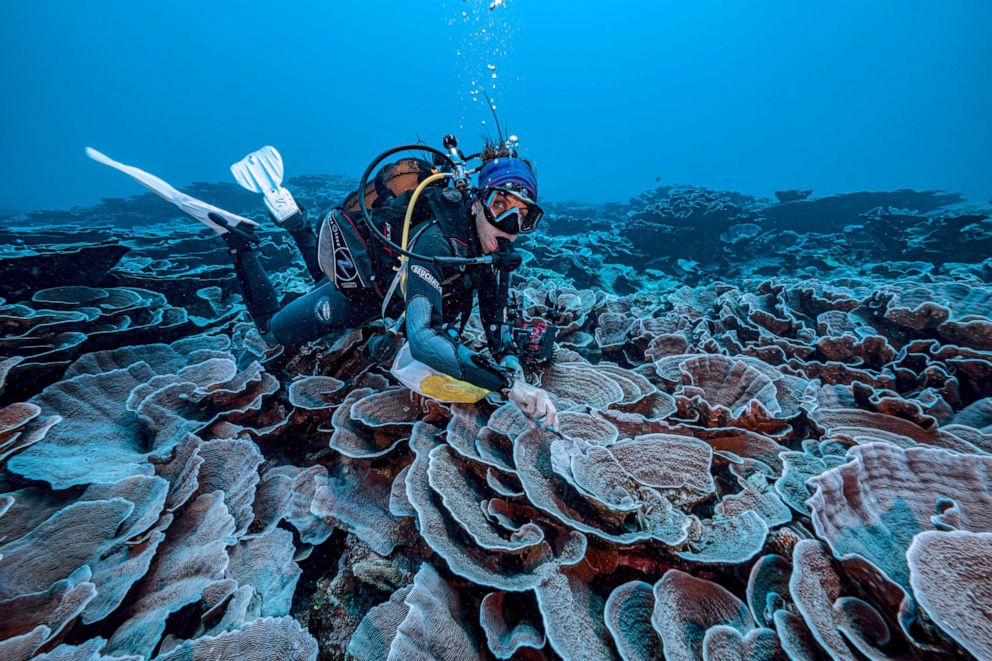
[494,236,522,313]
[357,144,493,266]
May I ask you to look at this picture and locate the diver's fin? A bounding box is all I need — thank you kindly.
[230,146,301,223]
[86,147,259,236]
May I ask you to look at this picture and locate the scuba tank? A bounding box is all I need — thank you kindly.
[342,157,440,218]
[317,157,443,297]
[315,135,487,297]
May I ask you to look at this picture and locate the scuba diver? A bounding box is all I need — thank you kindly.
[86,137,560,431]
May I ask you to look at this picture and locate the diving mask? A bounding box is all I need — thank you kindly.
[481,186,544,234]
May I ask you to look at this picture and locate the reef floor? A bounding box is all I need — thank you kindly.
[1,180,991,660]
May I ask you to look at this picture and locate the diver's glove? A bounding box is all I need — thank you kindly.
[364,329,403,365]
[504,378,559,432]
[499,354,525,379]
[487,353,558,431]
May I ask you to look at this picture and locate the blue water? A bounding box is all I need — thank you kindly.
[1,1,990,212]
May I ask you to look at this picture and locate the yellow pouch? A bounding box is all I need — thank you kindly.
[389,342,490,404]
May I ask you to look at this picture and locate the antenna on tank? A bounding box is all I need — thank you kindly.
[481,90,506,146]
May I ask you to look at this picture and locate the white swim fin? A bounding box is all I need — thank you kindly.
[86,147,259,237]
[230,145,301,223]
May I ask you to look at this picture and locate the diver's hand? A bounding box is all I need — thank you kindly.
[507,379,559,432]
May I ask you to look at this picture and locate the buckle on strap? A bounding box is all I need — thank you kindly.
[380,265,406,321]
[381,220,438,320]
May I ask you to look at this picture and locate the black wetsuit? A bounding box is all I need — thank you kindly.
[224,189,517,392]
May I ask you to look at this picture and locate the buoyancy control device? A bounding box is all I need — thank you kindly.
[349,135,558,400]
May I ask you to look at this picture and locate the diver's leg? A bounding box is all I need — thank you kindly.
[264,281,381,346]
[279,206,324,283]
[222,232,282,333]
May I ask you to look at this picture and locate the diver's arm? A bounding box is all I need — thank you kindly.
[404,265,556,428]
[476,260,556,428]
[405,295,511,392]
[402,230,512,392]
[480,288,524,377]
[477,261,527,385]
[478,267,519,361]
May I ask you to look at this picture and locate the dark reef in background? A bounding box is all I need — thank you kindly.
[539,183,991,291]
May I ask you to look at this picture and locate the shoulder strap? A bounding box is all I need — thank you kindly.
[380,220,439,321]
[457,294,473,333]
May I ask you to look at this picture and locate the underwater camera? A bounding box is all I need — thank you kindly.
[505,291,557,371]
[512,317,557,369]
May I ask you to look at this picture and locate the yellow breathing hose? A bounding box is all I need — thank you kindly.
[399,172,451,291]
[393,171,491,402]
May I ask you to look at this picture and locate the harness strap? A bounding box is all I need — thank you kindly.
[380,220,437,331]
[380,268,405,322]
[457,294,473,333]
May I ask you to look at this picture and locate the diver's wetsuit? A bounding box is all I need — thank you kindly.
[224,212,383,346]
[224,190,517,392]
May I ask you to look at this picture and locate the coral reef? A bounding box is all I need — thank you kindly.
[1,178,991,659]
